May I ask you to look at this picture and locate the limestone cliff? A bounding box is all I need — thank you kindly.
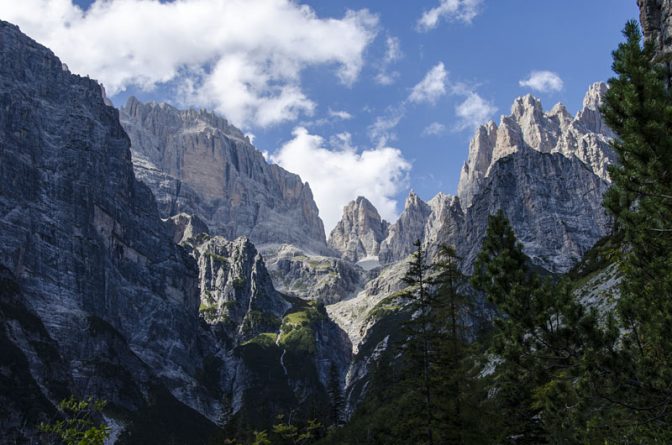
[328,197,389,263]
[120,98,328,253]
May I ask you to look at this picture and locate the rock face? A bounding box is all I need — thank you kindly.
[328,197,389,263]
[120,98,328,253]
[639,0,672,84]
[461,148,612,273]
[165,212,210,244]
[191,236,290,341]
[0,20,221,440]
[457,83,615,209]
[377,191,463,264]
[264,245,363,305]
[378,192,432,263]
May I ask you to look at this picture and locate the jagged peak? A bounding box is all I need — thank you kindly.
[511,93,543,118]
[581,81,608,111]
[353,195,376,209]
[122,96,246,141]
[547,102,570,117]
[428,192,456,206]
[404,190,425,209]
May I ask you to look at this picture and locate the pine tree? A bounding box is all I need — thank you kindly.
[399,239,436,445]
[431,245,475,444]
[326,363,344,427]
[594,19,672,440]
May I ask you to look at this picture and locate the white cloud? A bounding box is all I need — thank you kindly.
[328,109,353,120]
[422,122,446,136]
[408,62,448,104]
[519,70,564,93]
[368,107,405,147]
[455,92,497,130]
[272,127,411,232]
[417,0,482,31]
[0,0,378,128]
[375,35,402,86]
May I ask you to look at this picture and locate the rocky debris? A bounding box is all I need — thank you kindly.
[457,83,615,209]
[120,98,328,254]
[263,245,363,305]
[326,260,408,354]
[328,197,389,263]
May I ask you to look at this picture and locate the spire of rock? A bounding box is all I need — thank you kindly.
[378,192,432,264]
[575,82,613,136]
[328,196,389,263]
[457,83,616,209]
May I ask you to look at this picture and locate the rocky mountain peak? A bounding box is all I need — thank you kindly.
[123,96,247,142]
[404,190,426,211]
[379,192,432,263]
[575,82,613,136]
[119,98,328,253]
[511,94,544,120]
[457,83,616,209]
[328,196,389,263]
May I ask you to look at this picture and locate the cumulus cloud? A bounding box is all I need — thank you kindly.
[422,122,446,136]
[417,0,482,31]
[454,92,497,130]
[0,0,378,128]
[272,127,411,232]
[408,62,448,104]
[375,35,403,86]
[519,70,564,93]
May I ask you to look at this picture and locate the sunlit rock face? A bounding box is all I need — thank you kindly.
[120,98,329,254]
[457,82,615,210]
[328,196,389,263]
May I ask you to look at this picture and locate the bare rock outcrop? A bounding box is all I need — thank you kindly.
[328,196,389,263]
[120,98,328,254]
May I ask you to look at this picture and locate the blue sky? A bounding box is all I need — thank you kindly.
[1,0,639,231]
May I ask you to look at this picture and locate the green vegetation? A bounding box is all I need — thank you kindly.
[242,310,282,335]
[277,304,326,355]
[320,21,672,444]
[224,418,323,445]
[242,332,278,348]
[39,396,110,445]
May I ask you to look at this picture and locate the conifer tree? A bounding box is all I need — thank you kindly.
[400,239,436,445]
[431,245,474,444]
[596,19,672,440]
[326,363,344,427]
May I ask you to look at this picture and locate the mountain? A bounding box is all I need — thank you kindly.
[638,0,672,87]
[457,82,615,209]
[457,83,614,273]
[0,21,350,443]
[0,14,625,442]
[119,98,328,254]
[0,20,220,442]
[378,192,432,264]
[328,196,389,264]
